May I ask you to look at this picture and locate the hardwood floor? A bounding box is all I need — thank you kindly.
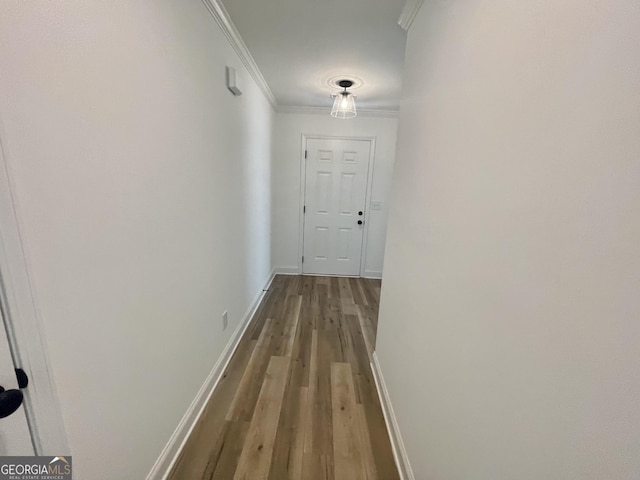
[168,275,399,480]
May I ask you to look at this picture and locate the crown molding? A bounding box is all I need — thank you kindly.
[200,0,277,108]
[398,0,425,31]
[276,105,400,119]
[201,0,402,116]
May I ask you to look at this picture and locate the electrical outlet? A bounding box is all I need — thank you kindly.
[222,310,228,331]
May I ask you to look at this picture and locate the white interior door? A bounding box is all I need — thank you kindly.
[303,138,371,276]
[0,305,33,455]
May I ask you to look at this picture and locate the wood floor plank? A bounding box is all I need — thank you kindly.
[226,318,273,421]
[328,276,341,299]
[315,283,329,324]
[342,299,360,315]
[363,400,401,479]
[357,307,376,357]
[331,362,366,480]
[280,295,302,357]
[233,355,291,480]
[303,328,336,480]
[211,421,250,480]
[267,385,308,480]
[289,282,316,388]
[338,276,355,304]
[290,387,309,479]
[358,304,378,351]
[350,277,370,307]
[286,275,303,296]
[360,279,380,309]
[356,404,378,480]
[302,329,318,456]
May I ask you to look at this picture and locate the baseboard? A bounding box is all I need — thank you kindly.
[274,265,300,275]
[370,352,415,480]
[363,270,383,279]
[275,265,380,278]
[146,268,277,480]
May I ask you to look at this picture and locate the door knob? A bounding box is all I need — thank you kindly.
[15,368,28,389]
[357,220,363,225]
[0,387,23,419]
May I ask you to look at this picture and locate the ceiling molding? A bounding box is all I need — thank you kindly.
[398,0,425,31]
[200,0,278,108]
[276,105,400,119]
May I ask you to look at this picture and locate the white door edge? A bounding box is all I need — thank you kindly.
[0,301,33,454]
[299,135,376,277]
[0,127,70,455]
[359,137,377,277]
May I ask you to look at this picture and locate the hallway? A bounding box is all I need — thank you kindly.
[169,275,399,479]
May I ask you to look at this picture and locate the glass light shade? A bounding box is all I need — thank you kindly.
[330,92,357,119]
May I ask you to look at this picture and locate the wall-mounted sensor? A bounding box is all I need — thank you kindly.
[226,66,242,96]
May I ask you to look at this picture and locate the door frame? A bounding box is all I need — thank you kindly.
[298,134,377,276]
[0,125,69,454]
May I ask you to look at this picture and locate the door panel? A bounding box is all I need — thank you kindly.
[339,173,355,214]
[336,228,351,260]
[303,138,371,276]
[314,227,329,260]
[315,172,332,213]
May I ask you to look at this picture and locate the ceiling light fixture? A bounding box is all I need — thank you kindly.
[331,80,357,119]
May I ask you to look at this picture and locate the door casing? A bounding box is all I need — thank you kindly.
[298,134,377,277]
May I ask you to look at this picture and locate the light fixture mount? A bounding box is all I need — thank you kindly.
[337,79,354,89]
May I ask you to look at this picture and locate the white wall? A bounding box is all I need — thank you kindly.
[377,1,640,479]
[273,112,398,277]
[0,1,273,478]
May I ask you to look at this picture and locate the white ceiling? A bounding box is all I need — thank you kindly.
[219,0,408,112]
